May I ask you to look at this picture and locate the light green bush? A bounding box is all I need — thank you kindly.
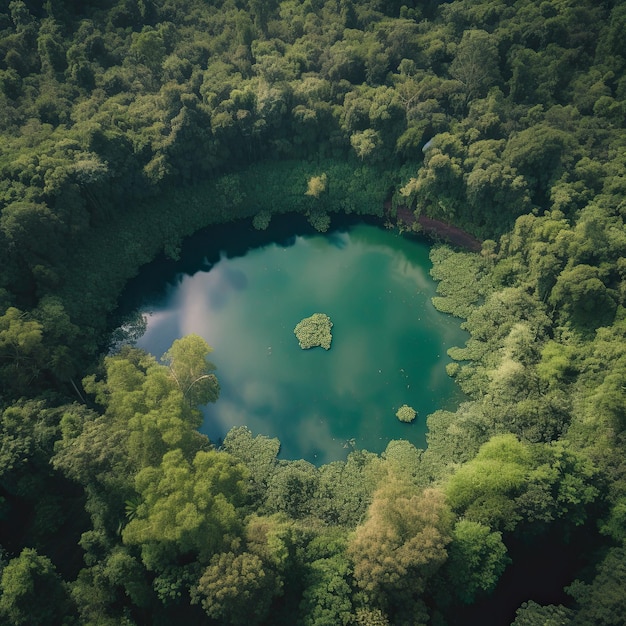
[396,404,417,423]
[294,313,333,350]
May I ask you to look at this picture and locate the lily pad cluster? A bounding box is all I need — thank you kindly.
[396,404,417,423]
[294,313,333,350]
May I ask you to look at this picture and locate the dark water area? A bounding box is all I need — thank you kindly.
[119,212,326,313]
[118,214,468,465]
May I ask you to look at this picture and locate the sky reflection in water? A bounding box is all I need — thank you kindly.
[136,224,467,465]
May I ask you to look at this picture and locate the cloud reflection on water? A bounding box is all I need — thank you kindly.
[136,224,468,464]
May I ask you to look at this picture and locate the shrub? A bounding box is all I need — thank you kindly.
[396,405,417,423]
[294,313,333,350]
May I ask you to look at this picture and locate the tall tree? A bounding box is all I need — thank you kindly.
[449,29,500,105]
[348,481,453,617]
[161,334,220,407]
[0,548,75,625]
[122,447,249,570]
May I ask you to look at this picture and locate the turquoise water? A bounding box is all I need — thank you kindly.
[132,220,467,465]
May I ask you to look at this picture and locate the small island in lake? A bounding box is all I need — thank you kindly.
[396,404,417,423]
[294,313,333,350]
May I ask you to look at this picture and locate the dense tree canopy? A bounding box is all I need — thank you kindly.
[1,0,625,624]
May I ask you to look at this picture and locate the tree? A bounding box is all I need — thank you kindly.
[69,547,154,624]
[122,448,249,570]
[449,29,500,104]
[161,334,220,406]
[314,450,383,526]
[512,600,574,626]
[350,129,382,161]
[567,545,626,626]
[399,133,466,221]
[33,295,82,382]
[503,124,576,201]
[463,139,531,232]
[252,210,271,230]
[192,551,275,625]
[54,339,229,567]
[307,209,331,232]
[82,347,204,467]
[438,520,509,605]
[0,307,44,396]
[129,28,166,75]
[37,18,67,75]
[516,441,598,534]
[222,426,280,505]
[446,435,598,536]
[445,434,532,532]
[305,173,328,198]
[348,483,453,612]
[299,551,353,626]
[0,201,61,269]
[422,405,495,482]
[0,548,75,625]
[264,460,319,519]
[549,264,618,331]
[382,440,423,487]
[191,513,292,624]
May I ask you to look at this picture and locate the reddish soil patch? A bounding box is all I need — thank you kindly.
[392,204,482,252]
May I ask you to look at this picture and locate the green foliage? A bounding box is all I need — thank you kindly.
[449,29,500,103]
[549,264,618,332]
[512,600,574,626]
[445,434,531,532]
[382,440,423,488]
[80,346,204,467]
[353,608,391,626]
[191,551,275,624]
[222,426,280,505]
[264,459,320,519]
[69,547,154,623]
[567,545,626,626]
[350,129,382,161]
[429,245,492,319]
[439,520,509,605]
[313,450,384,526]
[0,307,44,397]
[307,208,331,233]
[252,209,271,230]
[298,550,353,626]
[0,548,75,625]
[161,334,220,406]
[395,404,416,423]
[445,435,598,535]
[190,512,292,623]
[122,447,249,570]
[294,313,333,350]
[348,482,454,613]
[1,0,626,623]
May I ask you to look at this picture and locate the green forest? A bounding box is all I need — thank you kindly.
[1,0,625,623]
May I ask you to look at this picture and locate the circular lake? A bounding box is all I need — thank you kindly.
[123,216,467,465]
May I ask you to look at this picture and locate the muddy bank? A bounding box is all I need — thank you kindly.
[393,205,482,252]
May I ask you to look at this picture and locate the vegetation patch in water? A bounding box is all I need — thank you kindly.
[294,313,333,350]
[396,404,417,423]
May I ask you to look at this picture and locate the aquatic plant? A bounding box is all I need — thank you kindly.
[396,404,417,423]
[294,313,333,350]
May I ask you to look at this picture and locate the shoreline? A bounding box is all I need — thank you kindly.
[391,204,483,252]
